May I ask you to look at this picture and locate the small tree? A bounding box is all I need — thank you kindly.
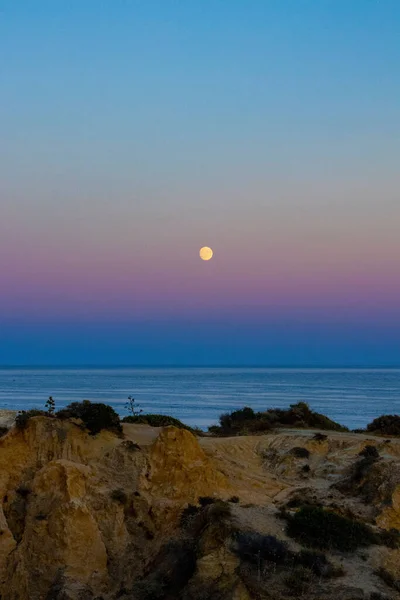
[125,395,142,417]
[45,396,55,415]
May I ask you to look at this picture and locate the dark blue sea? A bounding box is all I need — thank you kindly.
[0,367,399,430]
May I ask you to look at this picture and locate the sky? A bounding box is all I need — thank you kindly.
[1,1,400,366]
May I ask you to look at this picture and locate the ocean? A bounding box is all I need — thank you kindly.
[0,367,399,430]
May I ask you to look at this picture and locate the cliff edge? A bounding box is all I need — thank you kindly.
[0,416,399,599]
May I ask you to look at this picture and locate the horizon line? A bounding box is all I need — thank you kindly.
[1,364,400,370]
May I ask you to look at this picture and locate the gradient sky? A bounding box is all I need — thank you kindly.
[1,1,400,365]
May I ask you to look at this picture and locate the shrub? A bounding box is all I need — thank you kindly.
[45,396,55,415]
[121,440,141,451]
[229,495,240,503]
[313,432,328,442]
[16,486,31,498]
[0,427,8,438]
[207,500,232,522]
[215,406,272,436]
[180,504,200,528]
[284,565,314,595]
[125,395,142,417]
[122,413,197,433]
[302,464,311,473]
[378,528,400,549]
[111,489,128,504]
[367,415,400,437]
[290,447,310,459]
[198,496,216,507]
[352,456,379,483]
[210,402,347,436]
[286,506,377,551]
[15,409,49,430]
[359,445,380,458]
[296,550,329,576]
[56,401,122,435]
[294,549,344,578]
[133,538,197,599]
[131,579,166,600]
[234,531,289,564]
[375,567,400,592]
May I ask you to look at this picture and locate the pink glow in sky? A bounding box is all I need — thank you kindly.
[1,2,400,365]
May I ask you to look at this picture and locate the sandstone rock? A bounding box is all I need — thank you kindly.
[0,417,399,599]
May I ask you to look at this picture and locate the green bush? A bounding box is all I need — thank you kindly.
[359,445,380,458]
[375,567,400,592]
[207,500,232,523]
[16,486,31,498]
[290,446,310,459]
[367,415,400,436]
[198,496,216,507]
[133,538,197,599]
[313,432,328,442]
[210,402,346,436]
[234,531,289,564]
[111,489,128,504]
[378,528,400,549]
[352,455,379,484]
[210,406,272,436]
[121,413,197,433]
[56,400,122,435]
[284,565,314,596]
[286,506,377,551]
[15,409,49,430]
[180,504,201,528]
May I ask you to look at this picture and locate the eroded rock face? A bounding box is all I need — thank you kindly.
[141,427,231,526]
[0,419,399,600]
[0,418,150,599]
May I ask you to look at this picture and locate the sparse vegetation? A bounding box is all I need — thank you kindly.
[125,395,142,417]
[132,538,197,600]
[121,440,141,451]
[122,413,198,434]
[375,567,400,592]
[234,531,289,564]
[359,445,380,459]
[290,446,310,459]
[207,500,232,522]
[209,406,273,436]
[180,504,201,528]
[234,531,342,584]
[15,409,50,430]
[367,415,400,437]
[209,402,347,436]
[228,495,240,503]
[45,396,55,415]
[286,505,377,551]
[284,565,314,596]
[56,400,122,435]
[16,485,31,498]
[111,489,128,504]
[313,432,328,442]
[295,549,332,577]
[378,528,400,549]
[198,496,216,507]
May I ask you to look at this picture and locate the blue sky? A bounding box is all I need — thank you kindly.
[1,1,400,365]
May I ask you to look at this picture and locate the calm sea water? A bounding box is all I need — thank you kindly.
[0,367,399,430]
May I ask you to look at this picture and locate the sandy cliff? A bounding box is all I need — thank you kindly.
[0,416,399,599]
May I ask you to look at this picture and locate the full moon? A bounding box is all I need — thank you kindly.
[199,246,213,261]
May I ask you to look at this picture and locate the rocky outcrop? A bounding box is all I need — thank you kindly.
[0,417,399,599]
